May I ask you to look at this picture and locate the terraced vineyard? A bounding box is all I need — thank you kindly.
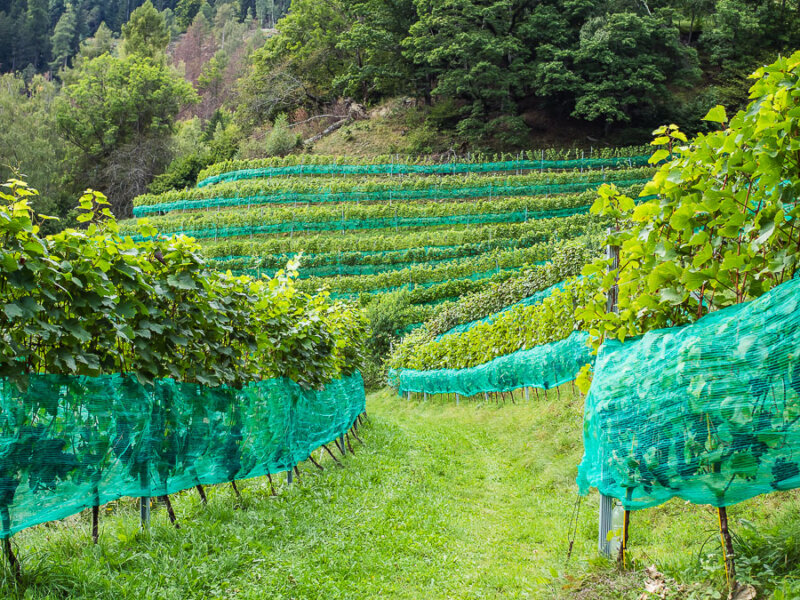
[123,149,654,335]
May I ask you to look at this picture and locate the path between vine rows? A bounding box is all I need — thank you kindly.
[9,387,795,599]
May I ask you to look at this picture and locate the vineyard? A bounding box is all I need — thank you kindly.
[2,50,800,600]
[0,182,369,576]
[122,146,654,361]
[384,52,800,596]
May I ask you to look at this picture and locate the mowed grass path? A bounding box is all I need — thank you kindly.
[3,387,800,599]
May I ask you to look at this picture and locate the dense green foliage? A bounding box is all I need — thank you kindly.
[200,212,603,256]
[56,49,197,215]
[196,146,651,184]
[420,243,593,338]
[0,179,367,390]
[124,186,643,238]
[388,276,593,370]
[132,167,653,213]
[578,50,800,350]
[241,0,800,143]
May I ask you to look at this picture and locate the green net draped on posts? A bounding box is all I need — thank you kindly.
[388,330,592,396]
[132,178,651,216]
[196,156,652,187]
[133,206,600,242]
[577,277,800,510]
[0,371,364,537]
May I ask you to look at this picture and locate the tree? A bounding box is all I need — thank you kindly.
[121,0,170,59]
[333,0,418,102]
[238,0,348,126]
[77,21,115,61]
[570,12,699,131]
[56,53,197,215]
[0,73,70,222]
[699,0,768,71]
[175,0,203,29]
[50,3,79,70]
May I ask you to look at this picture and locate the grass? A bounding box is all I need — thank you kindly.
[2,387,800,599]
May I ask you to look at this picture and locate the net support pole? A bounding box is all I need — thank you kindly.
[340,434,346,455]
[599,235,621,558]
[140,497,151,530]
[525,387,530,401]
[598,494,613,557]
[287,469,293,485]
[455,393,460,405]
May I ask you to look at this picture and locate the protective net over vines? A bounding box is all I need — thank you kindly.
[388,330,592,396]
[0,372,364,537]
[577,277,800,510]
[196,156,652,187]
[133,178,650,216]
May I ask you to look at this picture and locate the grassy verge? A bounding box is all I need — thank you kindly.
[1,387,799,599]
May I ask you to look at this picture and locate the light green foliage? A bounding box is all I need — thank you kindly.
[0,74,68,222]
[238,0,348,125]
[200,212,605,257]
[263,113,301,157]
[56,52,198,215]
[132,167,654,211]
[578,51,800,348]
[121,0,170,60]
[195,147,652,186]
[123,186,642,238]
[0,178,368,389]
[418,242,593,338]
[389,275,596,371]
[76,22,115,62]
[298,244,568,295]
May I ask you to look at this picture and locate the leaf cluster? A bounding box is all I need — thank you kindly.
[578,51,800,348]
[0,179,368,391]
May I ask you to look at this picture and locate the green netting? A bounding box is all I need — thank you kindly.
[209,235,555,272]
[436,280,569,339]
[388,330,592,396]
[326,267,526,300]
[0,371,364,537]
[132,178,650,216]
[576,276,800,510]
[196,156,653,188]
[211,244,555,280]
[135,205,599,242]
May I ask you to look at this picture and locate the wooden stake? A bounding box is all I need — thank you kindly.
[350,427,364,444]
[308,454,325,470]
[718,506,737,591]
[92,504,99,544]
[160,495,180,528]
[266,472,276,495]
[195,484,207,505]
[3,537,19,581]
[322,443,343,466]
[231,480,242,500]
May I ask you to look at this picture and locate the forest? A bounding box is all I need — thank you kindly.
[1,0,799,221]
